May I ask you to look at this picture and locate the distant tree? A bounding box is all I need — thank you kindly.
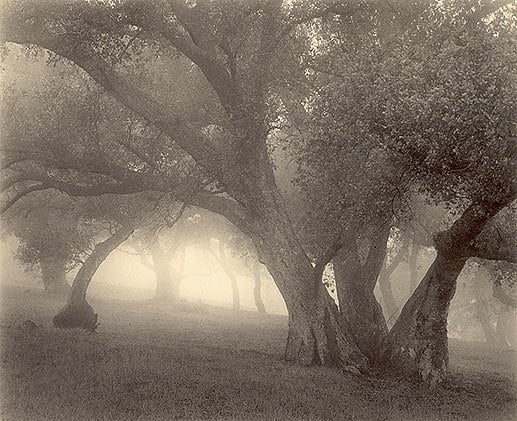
[1,191,92,295]
[130,201,187,301]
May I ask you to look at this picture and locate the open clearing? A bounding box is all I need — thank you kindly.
[1,285,515,420]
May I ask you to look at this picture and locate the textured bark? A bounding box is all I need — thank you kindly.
[383,197,514,384]
[252,257,266,314]
[151,241,178,301]
[382,253,465,384]
[332,226,390,362]
[40,256,69,295]
[53,226,134,330]
[254,215,368,371]
[219,240,240,311]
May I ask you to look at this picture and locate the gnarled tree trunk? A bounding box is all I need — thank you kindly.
[53,226,134,330]
[40,255,69,295]
[382,197,513,384]
[253,214,368,371]
[332,226,390,362]
[382,253,466,384]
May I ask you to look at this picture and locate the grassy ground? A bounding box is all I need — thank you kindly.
[0,285,515,420]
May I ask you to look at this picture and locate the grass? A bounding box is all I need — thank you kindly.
[0,284,515,420]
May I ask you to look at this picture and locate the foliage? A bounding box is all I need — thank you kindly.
[1,192,91,271]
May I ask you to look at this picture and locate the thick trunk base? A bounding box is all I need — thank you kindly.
[333,249,388,363]
[284,291,369,372]
[53,301,99,331]
[381,253,465,385]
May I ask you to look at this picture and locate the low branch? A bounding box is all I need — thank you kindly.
[467,242,517,264]
[0,184,46,213]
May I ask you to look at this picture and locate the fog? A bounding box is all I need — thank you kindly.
[2,231,514,346]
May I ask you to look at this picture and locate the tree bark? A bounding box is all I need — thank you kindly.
[151,241,178,301]
[40,255,69,295]
[218,240,240,311]
[382,197,514,384]
[53,226,134,330]
[382,253,465,384]
[332,226,390,362]
[252,215,368,371]
[252,257,267,314]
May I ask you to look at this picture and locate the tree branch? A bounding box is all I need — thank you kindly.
[0,184,47,214]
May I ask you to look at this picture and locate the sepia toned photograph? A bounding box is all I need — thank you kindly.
[0,0,516,419]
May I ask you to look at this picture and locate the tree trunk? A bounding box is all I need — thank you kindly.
[40,255,69,295]
[53,226,134,330]
[218,240,240,311]
[252,257,266,314]
[151,241,178,301]
[382,253,465,384]
[471,279,504,347]
[332,226,390,362]
[475,301,500,346]
[382,198,513,384]
[252,216,368,371]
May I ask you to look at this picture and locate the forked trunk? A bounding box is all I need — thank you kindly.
[333,249,388,362]
[382,252,465,384]
[40,255,69,295]
[282,268,368,371]
[151,241,178,301]
[53,226,134,330]
[252,257,266,314]
[254,217,368,371]
[332,226,390,362]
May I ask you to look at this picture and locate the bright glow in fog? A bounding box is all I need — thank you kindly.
[86,246,287,314]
